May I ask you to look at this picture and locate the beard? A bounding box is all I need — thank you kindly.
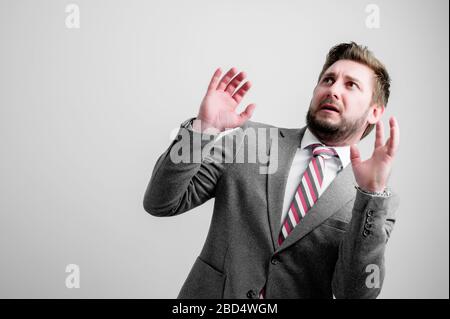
[306,100,369,145]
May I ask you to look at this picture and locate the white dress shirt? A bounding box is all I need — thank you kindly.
[280,128,350,224]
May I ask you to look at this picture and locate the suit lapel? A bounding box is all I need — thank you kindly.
[275,164,356,253]
[266,127,305,250]
[265,125,357,253]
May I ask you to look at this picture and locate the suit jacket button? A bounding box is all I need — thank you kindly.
[246,290,257,299]
[364,223,372,230]
[271,257,279,265]
[367,210,374,217]
[363,229,370,237]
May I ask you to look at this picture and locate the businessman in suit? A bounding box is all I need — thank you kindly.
[143,42,400,299]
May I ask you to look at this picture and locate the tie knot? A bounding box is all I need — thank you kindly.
[309,143,339,159]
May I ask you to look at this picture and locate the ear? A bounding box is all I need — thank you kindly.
[367,103,385,124]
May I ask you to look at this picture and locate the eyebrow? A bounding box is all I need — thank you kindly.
[322,72,363,86]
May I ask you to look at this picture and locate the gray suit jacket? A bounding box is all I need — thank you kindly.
[143,118,399,299]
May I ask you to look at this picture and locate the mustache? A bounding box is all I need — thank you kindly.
[318,98,343,111]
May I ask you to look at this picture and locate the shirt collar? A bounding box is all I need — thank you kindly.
[301,127,351,169]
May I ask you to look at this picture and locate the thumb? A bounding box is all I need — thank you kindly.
[236,103,256,126]
[350,144,362,166]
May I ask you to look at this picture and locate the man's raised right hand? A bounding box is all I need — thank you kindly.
[193,67,256,133]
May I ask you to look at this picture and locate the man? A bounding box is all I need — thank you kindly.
[143,42,400,299]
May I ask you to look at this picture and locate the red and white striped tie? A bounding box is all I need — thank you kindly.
[259,143,338,299]
[278,143,338,245]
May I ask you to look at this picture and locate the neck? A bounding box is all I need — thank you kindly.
[309,127,364,147]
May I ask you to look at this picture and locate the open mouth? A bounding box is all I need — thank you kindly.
[319,103,340,113]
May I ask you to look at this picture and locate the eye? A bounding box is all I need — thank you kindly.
[347,81,359,89]
[322,77,334,84]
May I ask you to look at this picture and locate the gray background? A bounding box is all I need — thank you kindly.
[0,0,448,298]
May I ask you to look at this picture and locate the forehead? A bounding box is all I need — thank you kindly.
[324,59,375,85]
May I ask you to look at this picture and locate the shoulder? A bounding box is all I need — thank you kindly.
[241,120,303,133]
[241,120,277,130]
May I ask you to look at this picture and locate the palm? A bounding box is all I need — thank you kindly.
[196,67,256,132]
[199,91,240,130]
[350,117,400,192]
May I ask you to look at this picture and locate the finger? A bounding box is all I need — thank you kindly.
[350,144,362,166]
[207,67,222,92]
[232,81,252,104]
[374,120,384,148]
[236,103,256,126]
[387,116,400,157]
[225,71,246,95]
[216,67,238,91]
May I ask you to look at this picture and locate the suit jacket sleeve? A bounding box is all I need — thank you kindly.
[143,118,241,217]
[332,188,400,299]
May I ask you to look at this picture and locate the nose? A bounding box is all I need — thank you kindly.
[326,82,341,101]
